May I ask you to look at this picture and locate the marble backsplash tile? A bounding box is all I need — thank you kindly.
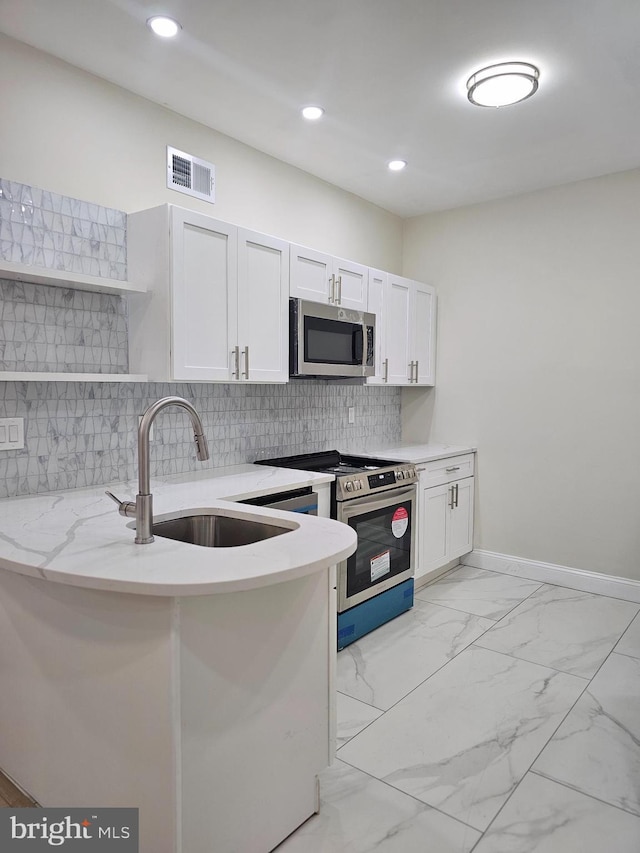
[0,381,402,498]
[0,278,129,373]
[0,177,402,498]
[0,179,127,280]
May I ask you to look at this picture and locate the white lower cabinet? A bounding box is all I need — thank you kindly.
[416,454,475,585]
[128,205,289,382]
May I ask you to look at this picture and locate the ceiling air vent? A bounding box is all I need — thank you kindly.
[166,146,216,204]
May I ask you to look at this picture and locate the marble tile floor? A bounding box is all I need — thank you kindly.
[279,566,640,852]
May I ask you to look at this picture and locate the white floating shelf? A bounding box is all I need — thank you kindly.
[0,373,148,383]
[0,261,147,295]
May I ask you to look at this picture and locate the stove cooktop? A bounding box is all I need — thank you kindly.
[257,451,398,476]
[256,450,417,500]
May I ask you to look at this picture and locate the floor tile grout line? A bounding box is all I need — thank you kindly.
[417,579,547,628]
[529,769,640,820]
[466,642,593,680]
[335,689,384,713]
[465,671,598,851]
[340,627,500,718]
[611,609,640,654]
[333,756,486,837]
[412,595,502,622]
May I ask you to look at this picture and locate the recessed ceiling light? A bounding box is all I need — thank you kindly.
[388,160,407,172]
[147,16,182,38]
[466,62,539,107]
[301,106,324,121]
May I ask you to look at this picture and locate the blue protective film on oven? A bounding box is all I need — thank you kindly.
[337,579,414,650]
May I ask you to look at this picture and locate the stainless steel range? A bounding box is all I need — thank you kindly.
[256,451,417,647]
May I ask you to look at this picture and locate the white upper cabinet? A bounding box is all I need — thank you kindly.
[332,257,368,311]
[172,208,238,381]
[290,244,368,311]
[386,274,413,384]
[237,229,289,383]
[289,245,332,304]
[366,268,388,384]
[412,280,436,385]
[369,273,436,386]
[128,206,289,383]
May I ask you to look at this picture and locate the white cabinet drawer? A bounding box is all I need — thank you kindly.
[416,453,475,487]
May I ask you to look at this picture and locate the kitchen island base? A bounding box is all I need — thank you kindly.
[0,567,333,852]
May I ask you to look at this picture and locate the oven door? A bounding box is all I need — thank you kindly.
[336,485,416,612]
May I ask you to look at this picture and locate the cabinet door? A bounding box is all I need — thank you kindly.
[290,244,332,303]
[385,274,412,385]
[366,268,387,385]
[419,482,450,575]
[448,477,474,560]
[171,208,237,381]
[412,281,436,386]
[237,229,289,383]
[333,257,368,311]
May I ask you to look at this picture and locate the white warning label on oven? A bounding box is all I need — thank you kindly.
[371,550,391,582]
[391,506,409,538]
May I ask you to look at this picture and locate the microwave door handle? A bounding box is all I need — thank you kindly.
[353,325,364,363]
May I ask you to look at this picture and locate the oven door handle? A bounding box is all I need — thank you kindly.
[338,485,416,521]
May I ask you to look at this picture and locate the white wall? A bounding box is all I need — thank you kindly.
[402,169,640,582]
[0,34,402,271]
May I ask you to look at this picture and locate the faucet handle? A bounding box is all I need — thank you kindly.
[105,491,137,519]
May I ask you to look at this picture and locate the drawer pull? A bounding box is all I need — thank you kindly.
[445,466,461,473]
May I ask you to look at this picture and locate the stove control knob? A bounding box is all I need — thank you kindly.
[345,481,354,492]
[397,470,404,480]
[356,480,362,490]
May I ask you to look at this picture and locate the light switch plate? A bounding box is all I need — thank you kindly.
[0,418,25,451]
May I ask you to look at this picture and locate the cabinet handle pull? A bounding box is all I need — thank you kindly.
[336,275,342,305]
[415,466,426,472]
[329,274,335,304]
[455,482,459,508]
[243,346,249,379]
[448,486,455,509]
[445,466,460,473]
[383,357,389,382]
[414,359,419,382]
[408,361,414,381]
[232,346,240,379]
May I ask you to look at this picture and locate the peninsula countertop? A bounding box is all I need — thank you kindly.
[0,464,356,596]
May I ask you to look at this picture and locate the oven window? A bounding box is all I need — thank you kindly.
[345,499,412,598]
[304,316,362,365]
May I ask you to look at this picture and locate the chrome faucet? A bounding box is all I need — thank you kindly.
[106,396,210,544]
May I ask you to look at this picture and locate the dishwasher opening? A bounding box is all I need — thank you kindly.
[239,486,318,515]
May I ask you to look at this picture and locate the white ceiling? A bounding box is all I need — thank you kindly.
[2,0,640,217]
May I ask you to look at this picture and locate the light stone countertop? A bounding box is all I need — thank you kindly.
[358,442,477,464]
[0,464,356,597]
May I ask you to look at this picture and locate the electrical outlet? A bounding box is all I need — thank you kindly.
[348,407,355,424]
[0,418,25,451]
[138,416,154,440]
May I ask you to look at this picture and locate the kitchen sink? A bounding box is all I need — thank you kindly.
[150,509,294,547]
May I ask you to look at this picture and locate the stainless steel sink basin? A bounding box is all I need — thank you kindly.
[151,510,293,547]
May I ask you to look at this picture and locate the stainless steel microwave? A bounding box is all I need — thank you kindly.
[289,299,375,378]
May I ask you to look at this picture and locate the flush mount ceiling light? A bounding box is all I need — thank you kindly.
[301,106,324,121]
[388,160,407,171]
[147,16,182,38]
[466,62,539,107]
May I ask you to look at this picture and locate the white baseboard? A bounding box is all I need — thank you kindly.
[463,549,640,604]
